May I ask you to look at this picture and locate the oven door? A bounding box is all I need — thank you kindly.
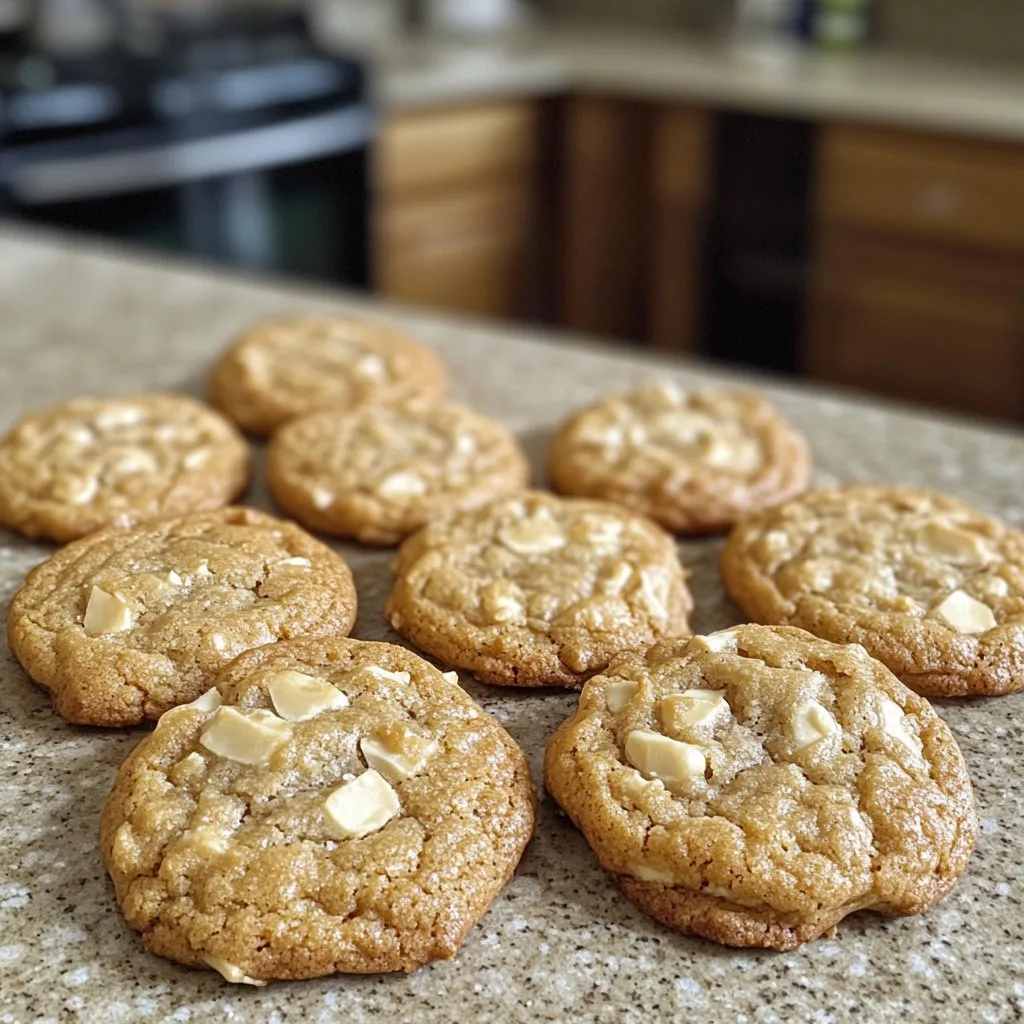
[0,103,372,286]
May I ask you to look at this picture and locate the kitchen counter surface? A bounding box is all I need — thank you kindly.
[1,228,1023,1024]
[376,27,1024,143]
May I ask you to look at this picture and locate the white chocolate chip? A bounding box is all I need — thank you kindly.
[626,423,648,446]
[63,424,95,446]
[625,729,706,784]
[916,521,988,565]
[311,487,334,510]
[636,567,670,622]
[790,700,841,751]
[703,436,761,473]
[628,862,675,884]
[577,422,626,448]
[482,580,526,624]
[442,671,459,684]
[211,633,228,653]
[194,560,213,578]
[95,406,143,429]
[360,723,437,781]
[651,381,685,405]
[83,586,134,635]
[277,557,311,568]
[686,630,739,654]
[598,561,633,595]
[183,448,210,470]
[199,707,292,765]
[498,513,567,556]
[52,473,98,505]
[110,448,158,475]
[267,670,349,722]
[932,589,997,634]
[181,825,232,855]
[606,680,639,713]
[164,570,183,586]
[878,697,924,757]
[376,471,428,499]
[574,515,624,547]
[660,689,728,729]
[353,353,387,380]
[186,688,222,713]
[454,433,476,456]
[204,956,266,987]
[324,769,400,839]
[362,666,412,685]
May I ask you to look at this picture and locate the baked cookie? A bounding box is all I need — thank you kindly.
[7,508,357,726]
[548,383,810,534]
[385,492,693,687]
[0,394,250,543]
[210,316,448,438]
[544,624,976,950]
[101,636,536,981]
[722,486,1024,697]
[268,401,531,546]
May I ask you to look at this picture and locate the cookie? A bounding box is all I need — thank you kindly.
[100,636,536,981]
[721,486,1024,697]
[0,394,250,543]
[268,400,531,546]
[210,316,448,438]
[544,624,976,950]
[384,492,693,687]
[7,507,357,726]
[548,383,811,534]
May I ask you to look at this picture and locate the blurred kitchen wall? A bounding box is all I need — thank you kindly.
[543,0,1024,66]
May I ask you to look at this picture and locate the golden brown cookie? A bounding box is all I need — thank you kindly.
[7,507,357,726]
[721,486,1024,697]
[0,394,250,543]
[209,316,448,438]
[544,624,976,950]
[548,384,810,534]
[385,492,693,688]
[267,400,530,546]
[100,636,536,981]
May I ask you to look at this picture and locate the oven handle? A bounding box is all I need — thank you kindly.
[5,103,373,205]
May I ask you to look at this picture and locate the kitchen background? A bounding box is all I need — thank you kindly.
[1,0,1023,423]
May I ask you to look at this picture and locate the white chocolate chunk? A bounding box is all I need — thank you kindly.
[278,557,311,568]
[165,570,183,586]
[360,723,437,781]
[110,448,158,475]
[628,862,676,884]
[650,381,685,405]
[577,421,626,448]
[625,730,706,784]
[574,515,624,546]
[186,688,222,713]
[362,666,412,685]
[453,433,476,456]
[194,560,213,578]
[377,471,428,499]
[52,473,98,505]
[606,680,639,713]
[211,633,228,652]
[183,448,210,470]
[482,580,525,624]
[498,513,566,555]
[181,824,232,855]
[267,671,349,722]
[660,689,728,729]
[63,424,95,446]
[311,487,334,510]
[878,697,924,757]
[95,406,143,429]
[916,521,988,564]
[599,561,633,595]
[703,436,761,473]
[790,700,841,751]
[442,671,459,685]
[686,630,739,654]
[353,352,387,380]
[636,567,670,622]
[324,769,400,839]
[204,955,266,987]
[199,707,292,765]
[933,589,997,634]
[83,586,133,635]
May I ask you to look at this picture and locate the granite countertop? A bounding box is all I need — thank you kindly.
[373,27,1024,143]
[1,228,1023,1023]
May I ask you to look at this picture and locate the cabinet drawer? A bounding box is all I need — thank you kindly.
[805,234,1024,419]
[652,106,711,208]
[378,101,538,197]
[818,125,1024,255]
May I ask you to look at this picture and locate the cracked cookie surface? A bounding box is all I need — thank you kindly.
[385,492,693,688]
[722,486,1024,696]
[7,507,357,726]
[100,636,536,980]
[548,384,810,534]
[268,401,530,545]
[544,624,976,950]
[0,394,250,543]
[210,316,448,438]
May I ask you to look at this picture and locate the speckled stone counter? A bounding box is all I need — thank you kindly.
[1,229,1022,1024]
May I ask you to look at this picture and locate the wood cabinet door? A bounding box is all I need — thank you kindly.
[377,182,531,319]
[805,232,1024,420]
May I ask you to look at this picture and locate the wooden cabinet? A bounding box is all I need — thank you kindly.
[375,100,539,319]
[560,97,710,350]
[806,124,1024,420]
